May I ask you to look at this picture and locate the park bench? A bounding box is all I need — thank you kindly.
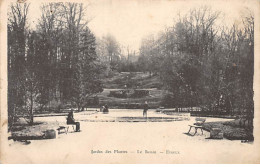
[57,126,69,134]
[187,118,206,136]
[57,124,76,134]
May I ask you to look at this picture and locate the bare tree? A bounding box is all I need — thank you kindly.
[8,3,31,125]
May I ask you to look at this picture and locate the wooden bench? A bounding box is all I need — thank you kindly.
[57,126,69,134]
[57,125,75,134]
[187,118,206,136]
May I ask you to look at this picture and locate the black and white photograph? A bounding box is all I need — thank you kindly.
[0,0,260,164]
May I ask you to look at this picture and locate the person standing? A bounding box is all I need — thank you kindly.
[143,101,149,118]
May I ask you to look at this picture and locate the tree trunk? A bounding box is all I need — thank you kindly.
[229,100,233,116]
[77,102,81,112]
[29,92,34,126]
[11,105,16,128]
[39,104,45,113]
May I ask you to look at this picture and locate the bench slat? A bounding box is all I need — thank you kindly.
[189,125,202,127]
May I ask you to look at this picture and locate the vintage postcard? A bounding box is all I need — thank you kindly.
[0,0,260,164]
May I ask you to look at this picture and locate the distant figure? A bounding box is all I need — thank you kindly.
[103,104,109,114]
[100,106,104,112]
[143,101,149,118]
[67,109,80,132]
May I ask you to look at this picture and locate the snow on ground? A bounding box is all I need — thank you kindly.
[4,109,257,163]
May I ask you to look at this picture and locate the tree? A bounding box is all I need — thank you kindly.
[138,35,155,75]
[8,3,30,125]
[36,2,103,111]
[96,34,121,73]
[36,3,64,110]
[71,27,103,112]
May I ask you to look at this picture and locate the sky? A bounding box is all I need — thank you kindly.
[24,0,256,52]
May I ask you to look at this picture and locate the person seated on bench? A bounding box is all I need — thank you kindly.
[103,104,109,114]
[67,110,80,132]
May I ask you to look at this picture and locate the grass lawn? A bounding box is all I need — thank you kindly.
[102,72,163,89]
[9,121,56,140]
[97,88,164,108]
[96,72,166,108]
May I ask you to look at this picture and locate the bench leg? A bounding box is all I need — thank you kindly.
[188,126,192,134]
[201,128,203,135]
[194,128,198,136]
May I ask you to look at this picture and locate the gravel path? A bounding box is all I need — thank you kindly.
[5,109,256,163]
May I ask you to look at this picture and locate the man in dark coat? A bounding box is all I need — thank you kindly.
[67,109,80,132]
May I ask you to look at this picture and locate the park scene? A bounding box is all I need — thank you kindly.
[5,0,255,163]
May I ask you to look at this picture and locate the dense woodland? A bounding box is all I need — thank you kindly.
[8,3,104,125]
[8,3,254,127]
[137,7,254,121]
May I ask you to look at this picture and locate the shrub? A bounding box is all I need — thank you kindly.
[161,94,175,107]
[108,90,127,98]
[130,90,149,98]
[87,96,99,106]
